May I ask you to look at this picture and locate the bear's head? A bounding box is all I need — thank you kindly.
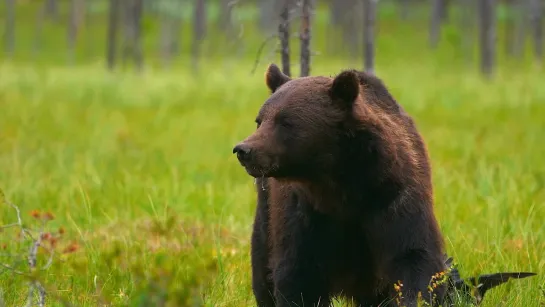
[232,63,364,180]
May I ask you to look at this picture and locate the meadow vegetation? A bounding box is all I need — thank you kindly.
[1,2,544,306]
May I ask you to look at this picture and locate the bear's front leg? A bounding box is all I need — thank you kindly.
[251,178,275,307]
[271,194,331,307]
[386,250,447,307]
[272,258,330,307]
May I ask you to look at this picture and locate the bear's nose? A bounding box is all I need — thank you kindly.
[232,143,252,162]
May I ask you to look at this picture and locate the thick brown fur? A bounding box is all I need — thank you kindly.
[233,64,447,307]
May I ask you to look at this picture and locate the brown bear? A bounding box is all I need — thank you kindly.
[232,63,448,307]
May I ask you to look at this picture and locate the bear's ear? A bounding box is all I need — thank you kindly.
[329,70,360,107]
[265,63,291,93]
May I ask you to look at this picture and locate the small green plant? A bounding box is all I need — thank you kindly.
[392,262,454,307]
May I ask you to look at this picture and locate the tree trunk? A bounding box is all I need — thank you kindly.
[67,0,79,64]
[192,0,207,72]
[479,0,497,78]
[300,0,312,77]
[279,0,291,76]
[121,0,144,71]
[218,0,233,34]
[170,17,183,57]
[399,0,410,20]
[45,0,59,21]
[430,0,444,48]
[4,0,15,57]
[259,0,277,32]
[440,0,450,23]
[106,0,120,70]
[504,0,515,56]
[75,0,86,27]
[33,2,47,57]
[459,0,475,64]
[513,0,528,58]
[121,1,131,66]
[132,0,144,71]
[161,8,182,68]
[341,0,360,58]
[329,0,343,25]
[363,0,377,74]
[530,0,543,62]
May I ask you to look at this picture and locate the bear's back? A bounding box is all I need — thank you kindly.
[354,71,434,202]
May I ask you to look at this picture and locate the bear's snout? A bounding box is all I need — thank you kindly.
[232,143,252,164]
[232,141,274,177]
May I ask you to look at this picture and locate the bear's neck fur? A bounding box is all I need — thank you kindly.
[277,72,434,220]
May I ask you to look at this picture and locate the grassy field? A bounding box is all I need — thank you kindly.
[1,2,545,307]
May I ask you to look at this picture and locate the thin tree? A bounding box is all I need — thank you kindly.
[329,0,343,26]
[341,0,360,58]
[192,0,207,72]
[45,0,59,21]
[121,0,131,66]
[160,0,182,68]
[106,0,120,70]
[259,0,277,32]
[300,0,312,77]
[363,0,377,74]
[430,0,444,48]
[82,0,93,58]
[132,0,144,71]
[459,0,476,64]
[170,17,183,57]
[530,0,543,62]
[440,0,451,23]
[279,0,291,76]
[326,0,343,55]
[504,0,516,56]
[33,0,48,56]
[4,0,15,57]
[398,0,410,20]
[67,0,79,64]
[479,0,497,78]
[218,0,233,35]
[121,0,144,71]
[513,0,528,58]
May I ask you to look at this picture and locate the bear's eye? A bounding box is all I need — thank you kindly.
[275,114,294,129]
[255,119,262,128]
[280,120,293,129]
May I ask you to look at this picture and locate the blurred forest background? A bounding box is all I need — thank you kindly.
[2,0,543,77]
[1,0,544,307]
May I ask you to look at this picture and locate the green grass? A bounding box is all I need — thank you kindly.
[1,2,545,307]
[1,59,544,306]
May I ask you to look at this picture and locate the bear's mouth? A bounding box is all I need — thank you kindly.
[238,160,279,178]
[241,164,274,178]
[243,166,266,178]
